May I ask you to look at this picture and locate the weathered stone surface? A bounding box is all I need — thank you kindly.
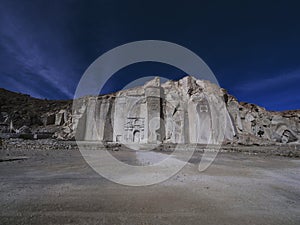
[70,76,299,145]
[0,77,299,145]
[16,125,31,134]
[42,113,56,125]
[55,110,67,126]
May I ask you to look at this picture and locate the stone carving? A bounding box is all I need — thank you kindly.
[124,117,145,143]
[0,76,299,145]
[71,76,236,144]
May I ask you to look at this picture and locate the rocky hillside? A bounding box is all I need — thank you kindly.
[224,92,300,145]
[0,88,71,135]
[0,77,299,145]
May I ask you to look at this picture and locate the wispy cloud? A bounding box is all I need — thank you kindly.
[1,74,43,98]
[235,70,300,92]
[232,69,300,110]
[0,3,75,99]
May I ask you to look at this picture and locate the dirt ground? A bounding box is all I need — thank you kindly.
[0,147,299,225]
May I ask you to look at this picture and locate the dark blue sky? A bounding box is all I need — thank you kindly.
[0,0,299,111]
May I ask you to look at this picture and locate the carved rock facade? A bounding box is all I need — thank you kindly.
[70,76,300,145]
[0,77,299,145]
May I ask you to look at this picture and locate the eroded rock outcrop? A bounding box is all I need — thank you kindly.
[225,94,300,145]
[0,77,299,145]
[69,76,299,145]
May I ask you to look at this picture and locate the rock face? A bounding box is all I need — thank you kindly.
[0,76,299,145]
[225,96,300,145]
[70,76,300,145]
[0,88,71,139]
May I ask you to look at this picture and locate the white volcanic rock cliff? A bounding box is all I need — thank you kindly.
[68,76,299,145]
[0,76,299,145]
[71,76,235,144]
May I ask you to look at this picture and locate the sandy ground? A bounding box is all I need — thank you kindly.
[0,148,299,225]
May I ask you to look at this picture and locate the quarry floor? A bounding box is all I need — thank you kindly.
[0,147,299,225]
